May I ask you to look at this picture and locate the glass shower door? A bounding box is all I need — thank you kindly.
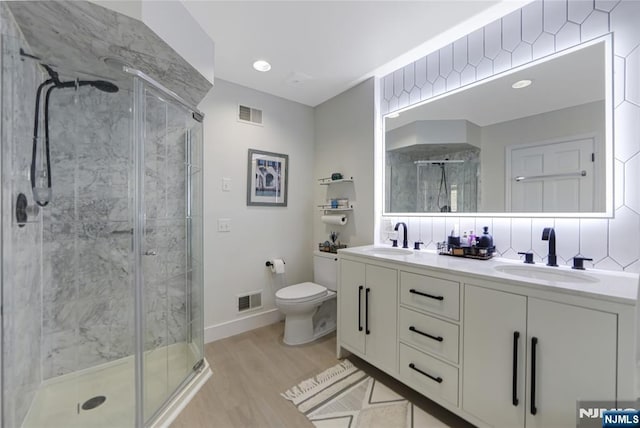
[133,76,204,425]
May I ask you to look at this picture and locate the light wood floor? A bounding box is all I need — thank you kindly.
[171,322,473,428]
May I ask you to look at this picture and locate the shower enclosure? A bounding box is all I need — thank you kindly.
[416,161,479,213]
[1,33,205,427]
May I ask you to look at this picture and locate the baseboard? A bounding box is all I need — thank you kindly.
[204,308,283,343]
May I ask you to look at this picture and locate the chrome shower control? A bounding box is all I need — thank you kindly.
[144,250,157,256]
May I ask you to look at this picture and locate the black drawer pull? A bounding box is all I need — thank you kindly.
[358,286,363,332]
[365,287,370,335]
[409,326,443,342]
[512,331,519,406]
[408,363,443,383]
[409,289,444,301]
[530,337,538,415]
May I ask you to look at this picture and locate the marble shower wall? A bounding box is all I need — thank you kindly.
[381,0,640,272]
[0,4,43,426]
[6,1,212,108]
[41,87,135,378]
[41,84,190,378]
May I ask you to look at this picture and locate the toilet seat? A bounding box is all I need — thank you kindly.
[276,282,327,303]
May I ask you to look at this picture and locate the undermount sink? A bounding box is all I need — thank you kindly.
[363,247,413,256]
[494,264,599,284]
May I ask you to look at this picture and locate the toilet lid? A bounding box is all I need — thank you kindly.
[276,282,327,302]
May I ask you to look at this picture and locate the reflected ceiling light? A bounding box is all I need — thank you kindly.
[512,79,532,89]
[253,60,271,72]
[387,112,400,118]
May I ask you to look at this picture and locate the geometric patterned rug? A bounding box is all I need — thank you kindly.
[281,359,448,427]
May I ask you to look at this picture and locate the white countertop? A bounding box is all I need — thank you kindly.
[339,245,639,305]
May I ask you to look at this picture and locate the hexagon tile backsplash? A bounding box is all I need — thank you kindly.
[380,0,640,273]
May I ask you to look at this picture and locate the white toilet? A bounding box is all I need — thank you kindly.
[275,251,337,345]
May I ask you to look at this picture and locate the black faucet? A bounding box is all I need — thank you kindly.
[394,222,409,249]
[541,227,558,267]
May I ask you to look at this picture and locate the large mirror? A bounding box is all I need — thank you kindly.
[384,37,612,216]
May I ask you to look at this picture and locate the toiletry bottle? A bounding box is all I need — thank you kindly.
[478,226,493,248]
[469,230,476,246]
[461,231,469,246]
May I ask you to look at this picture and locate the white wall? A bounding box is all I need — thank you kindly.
[199,79,315,342]
[314,78,376,247]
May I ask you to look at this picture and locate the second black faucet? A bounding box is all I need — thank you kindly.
[394,222,409,249]
[541,227,558,267]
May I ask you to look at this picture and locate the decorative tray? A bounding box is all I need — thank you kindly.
[437,242,495,260]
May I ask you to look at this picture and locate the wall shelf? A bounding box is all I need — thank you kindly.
[318,206,353,212]
[318,177,354,185]
[318,175,355,215]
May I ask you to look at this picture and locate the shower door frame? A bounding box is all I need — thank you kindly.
[130,68,204,427]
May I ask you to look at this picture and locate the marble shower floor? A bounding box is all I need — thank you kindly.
[22,342,197,428]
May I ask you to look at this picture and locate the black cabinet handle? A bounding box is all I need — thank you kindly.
[409,326,443,342]
[408,363,443,383]
[409,288,444,301]
[365,288,370,335]
[358,286,363,332]
[531,337,538,415]
[512,331,520,406]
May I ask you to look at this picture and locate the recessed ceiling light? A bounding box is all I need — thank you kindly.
[253,60,271,72]
[387,112,400,118]
[512,79,532,89]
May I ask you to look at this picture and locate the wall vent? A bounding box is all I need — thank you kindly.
[238,104,263,126]
[237,291,262,312]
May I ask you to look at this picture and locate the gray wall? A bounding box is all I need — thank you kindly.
[199,79,316,342]
[314,78,375,247]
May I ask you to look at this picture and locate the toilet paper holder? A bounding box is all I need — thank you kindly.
[265,260,286,267]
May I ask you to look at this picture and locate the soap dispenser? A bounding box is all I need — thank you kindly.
[478,226,493,248]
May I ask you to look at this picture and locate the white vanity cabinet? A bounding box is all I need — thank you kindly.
[337,247,637,428]
[339,258,398,374]
[463,285,617,428]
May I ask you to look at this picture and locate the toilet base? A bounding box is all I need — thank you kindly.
[282,296,336,346]
[283,319,336,346]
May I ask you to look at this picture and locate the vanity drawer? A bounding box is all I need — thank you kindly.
[400,272,460,320]
[399,308,459,364]
[399,343,458,407]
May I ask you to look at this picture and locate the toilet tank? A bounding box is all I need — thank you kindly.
[313,251,338,291]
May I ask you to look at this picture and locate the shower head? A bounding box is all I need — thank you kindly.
[86,80,119,93]
[31,65,120,206]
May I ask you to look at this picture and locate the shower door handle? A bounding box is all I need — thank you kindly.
[144,250,157,256]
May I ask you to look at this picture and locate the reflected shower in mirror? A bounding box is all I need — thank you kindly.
[384,37,611,215]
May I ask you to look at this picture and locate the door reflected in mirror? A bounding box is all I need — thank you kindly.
[384,37,612,216]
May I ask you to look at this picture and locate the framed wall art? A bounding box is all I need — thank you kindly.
[246,149,288,207]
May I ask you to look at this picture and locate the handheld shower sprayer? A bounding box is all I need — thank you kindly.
[31,64,119,206]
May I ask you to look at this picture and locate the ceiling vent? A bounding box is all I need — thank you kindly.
[238,105,263,126]
[238,291,262,313]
